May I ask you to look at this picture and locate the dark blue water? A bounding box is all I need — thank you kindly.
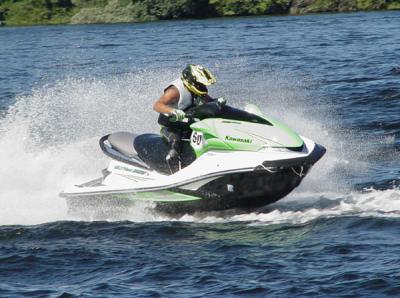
[2,218,400,297]
[1,11,400,296]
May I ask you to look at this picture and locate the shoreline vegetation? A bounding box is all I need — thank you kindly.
[0,0,399,27]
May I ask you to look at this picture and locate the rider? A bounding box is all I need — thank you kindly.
[153,64,217,162]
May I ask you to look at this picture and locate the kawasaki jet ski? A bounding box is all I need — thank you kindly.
[61,103,326,215]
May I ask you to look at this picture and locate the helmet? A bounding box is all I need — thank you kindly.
[181,64,216,96]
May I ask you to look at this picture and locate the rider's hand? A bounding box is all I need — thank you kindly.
[170,109,186,122]
[216,97,226,106]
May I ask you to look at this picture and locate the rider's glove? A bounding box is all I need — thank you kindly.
[216,97,226,106]
[170,109,186,122]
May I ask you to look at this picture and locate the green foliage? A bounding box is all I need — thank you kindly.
[130,0,214,20]
[356,0,385,10]
[309,0,334,11]
[210,0,289,16]
[0,0,398,26]
[71,0,107,8]
[0,8,5,21]
[291,0,390,14]
[386,0,400,9]
[71,0,216,24]
[0,0,75,25]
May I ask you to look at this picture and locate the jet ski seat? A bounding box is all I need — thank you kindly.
[105,132,196,175]
[108,132,138,158]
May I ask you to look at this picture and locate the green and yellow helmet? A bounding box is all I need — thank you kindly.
[181,64,216,96]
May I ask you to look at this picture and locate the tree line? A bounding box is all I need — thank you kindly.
[0,0,399,26]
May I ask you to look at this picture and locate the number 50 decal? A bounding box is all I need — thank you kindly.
[191,131,204,149]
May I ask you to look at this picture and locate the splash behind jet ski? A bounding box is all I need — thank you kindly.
[61,102,326,215]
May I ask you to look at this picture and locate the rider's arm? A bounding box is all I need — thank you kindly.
[153,86,180,115]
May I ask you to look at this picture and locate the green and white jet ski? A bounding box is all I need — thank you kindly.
[61,103,326,214]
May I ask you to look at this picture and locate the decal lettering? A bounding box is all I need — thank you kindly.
[225,136,253,144]
[114,165,148,175]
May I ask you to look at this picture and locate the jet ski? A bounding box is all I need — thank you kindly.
[61,102,326,215]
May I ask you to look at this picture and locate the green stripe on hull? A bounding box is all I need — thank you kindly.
[113,190,202,202]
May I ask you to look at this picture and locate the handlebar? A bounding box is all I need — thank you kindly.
[169,100,225,123]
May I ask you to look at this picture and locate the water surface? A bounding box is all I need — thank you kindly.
[0,11,399,297]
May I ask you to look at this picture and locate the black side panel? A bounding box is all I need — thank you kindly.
[134,134,196,175]
[155,167,307,214]
[134,134,170,174]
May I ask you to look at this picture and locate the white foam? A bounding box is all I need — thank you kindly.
[173,188,400,225]
[0,72,166,225]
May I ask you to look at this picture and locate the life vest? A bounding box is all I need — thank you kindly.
[158,78,194,129]
[164,78,194,111]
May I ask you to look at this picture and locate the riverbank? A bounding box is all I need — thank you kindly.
[0,0,400,26]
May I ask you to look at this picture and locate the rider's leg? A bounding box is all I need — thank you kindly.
[160,127,182,161]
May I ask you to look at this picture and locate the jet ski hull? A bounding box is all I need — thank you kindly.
[64,164,313,216]
[155,166,308,214]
